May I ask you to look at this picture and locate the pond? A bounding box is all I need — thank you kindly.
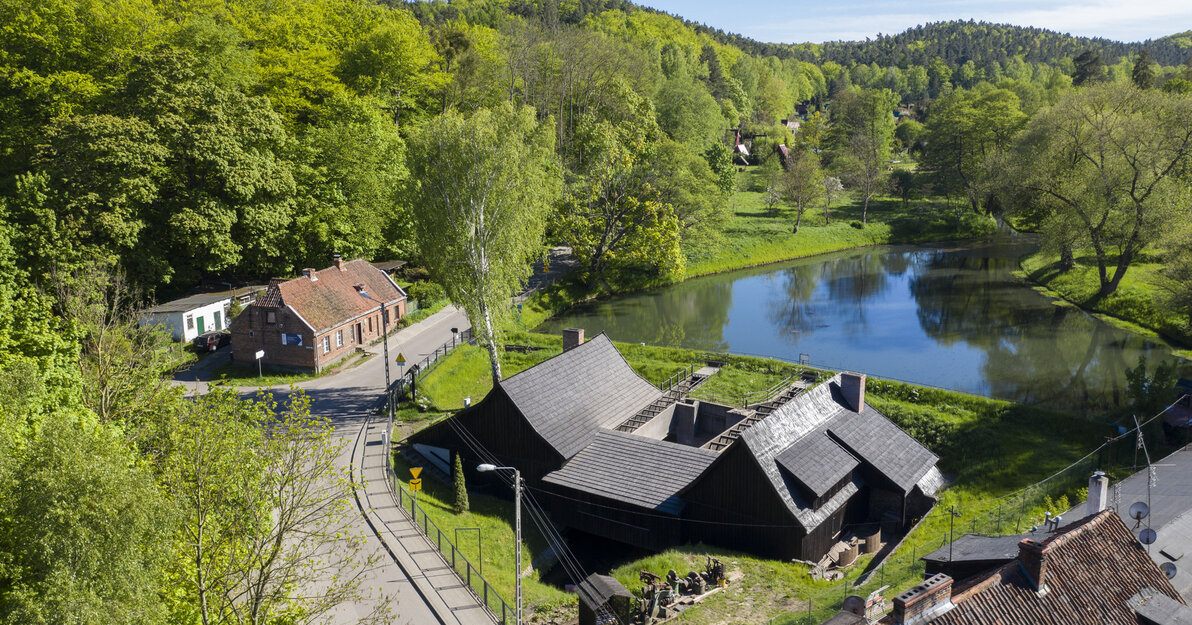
[537,234,1187,411]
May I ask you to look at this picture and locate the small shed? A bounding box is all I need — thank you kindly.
[142,293,233,342]
[920,533,1024,581]
[577,574,633,625]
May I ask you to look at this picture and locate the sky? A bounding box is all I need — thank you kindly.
[633,0,1192,44]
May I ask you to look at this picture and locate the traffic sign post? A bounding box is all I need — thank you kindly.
[255,350,265,378]
[410,467,423,511]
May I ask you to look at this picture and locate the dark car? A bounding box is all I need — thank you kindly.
[193,331,231,352]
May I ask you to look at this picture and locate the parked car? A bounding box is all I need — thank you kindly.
[193,331,231,352]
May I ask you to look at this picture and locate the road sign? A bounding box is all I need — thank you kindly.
[396,352,406,366]
[409,478,422,492]
[410,467,422,479]
[255,350,265,359]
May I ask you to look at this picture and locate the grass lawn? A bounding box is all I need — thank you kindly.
[210,350,373,387]
[400,336,1121,623]
[1020,250,1191,353]
[390,454,575,620]
[519,167,997,328]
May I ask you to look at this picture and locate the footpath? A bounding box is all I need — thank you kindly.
[172,306,496,625]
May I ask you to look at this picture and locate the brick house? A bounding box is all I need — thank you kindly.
[229,256,406,372]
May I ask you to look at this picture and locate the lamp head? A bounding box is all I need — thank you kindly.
[476,463,497,472]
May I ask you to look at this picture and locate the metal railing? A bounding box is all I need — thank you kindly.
[379,327,476,414]
[694,374,799,408]
[659,364,696,392]
[395,481,516,624]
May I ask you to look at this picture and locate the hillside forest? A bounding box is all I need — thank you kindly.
[2,0,1192,622]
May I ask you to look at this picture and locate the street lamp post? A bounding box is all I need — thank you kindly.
[477,463,521,624]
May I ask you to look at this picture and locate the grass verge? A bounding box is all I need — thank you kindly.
[210,351,373,387]
[1020,250,1191,352]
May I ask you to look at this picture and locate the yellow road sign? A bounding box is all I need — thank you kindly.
[396,352,406,365]
[409,478,422,492]
[409,467,422,479]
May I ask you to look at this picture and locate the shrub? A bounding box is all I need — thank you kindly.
[406,280,446,304]
[849,221,864,229]
[453,453,469,514]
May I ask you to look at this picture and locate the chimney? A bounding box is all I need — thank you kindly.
[332,253,345,271]
[1087,471,1109,516]
[1017,539,1049,592]
[891,573,954,625]
[302,268,318,281]
[840,372,866,413]
[562,328,585,352]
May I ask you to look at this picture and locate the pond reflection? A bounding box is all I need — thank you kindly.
[537,236,1185,411]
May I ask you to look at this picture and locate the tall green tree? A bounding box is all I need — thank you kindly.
[0,411,175,625]
[1008,84,1192,298]
[1131,50,1157,89]
[780,147,823,233]
[164,389,385,625]
[921,88,1027,214]
[406,104,560,382]
[828,87,898,223]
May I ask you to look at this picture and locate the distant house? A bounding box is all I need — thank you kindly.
[141,286,264,342]
[228,255,406,372]
[875,509,1191,625]
[142,294,233,342]
[412,329,941,562]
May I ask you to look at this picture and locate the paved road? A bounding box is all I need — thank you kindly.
[175,305,493,625]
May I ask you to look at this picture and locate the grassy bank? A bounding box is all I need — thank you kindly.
[210,350,374,387]
[400,336,1116,623]
[521,167,996,329]
[1020,250,1191,355]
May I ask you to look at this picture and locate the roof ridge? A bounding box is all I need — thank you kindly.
[1042,509,1117,551]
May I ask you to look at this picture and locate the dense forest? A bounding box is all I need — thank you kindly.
[1,0,1192,622]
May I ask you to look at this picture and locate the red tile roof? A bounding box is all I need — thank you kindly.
[881,509,1185,625]
[261,260,405,334]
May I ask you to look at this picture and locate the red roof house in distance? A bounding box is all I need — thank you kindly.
[229,255,406,372]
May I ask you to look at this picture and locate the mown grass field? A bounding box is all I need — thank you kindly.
[398,336,1115,624]
[1020,250,1191,354]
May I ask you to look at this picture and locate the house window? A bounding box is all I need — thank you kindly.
[266,311,276,324]
[336,330,343,348]
[186,315,194,330]
[322,336,330,354]
[368,317,373,332]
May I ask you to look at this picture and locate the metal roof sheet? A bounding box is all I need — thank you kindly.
[144,293,230,313]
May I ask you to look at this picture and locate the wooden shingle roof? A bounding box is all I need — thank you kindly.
[893,510,1188,625]
[264,260,404,334]
[542,429,718,515]
[739,374,938,531]
[498,333,662,459]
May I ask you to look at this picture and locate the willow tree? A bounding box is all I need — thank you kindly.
[406,104,559,382]
[1009,84,1192,299]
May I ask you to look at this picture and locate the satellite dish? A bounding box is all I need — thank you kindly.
[1130,502,1151,521]
[1162,563,1178,580]
[1140,528,1159,545]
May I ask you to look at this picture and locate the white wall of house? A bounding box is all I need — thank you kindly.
[142,298,231,342]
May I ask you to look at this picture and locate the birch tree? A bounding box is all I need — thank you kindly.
[406,104,560,382]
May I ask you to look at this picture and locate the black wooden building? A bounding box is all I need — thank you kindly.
[411,331,942,562]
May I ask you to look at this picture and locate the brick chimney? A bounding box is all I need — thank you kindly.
[562,328,585,352]
[891,573,954,624]
[840,372,866,413]
[302,268,318,281]
[1087,471,1109,516]
[332,253,345,271]
[1017,539,1049,592]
